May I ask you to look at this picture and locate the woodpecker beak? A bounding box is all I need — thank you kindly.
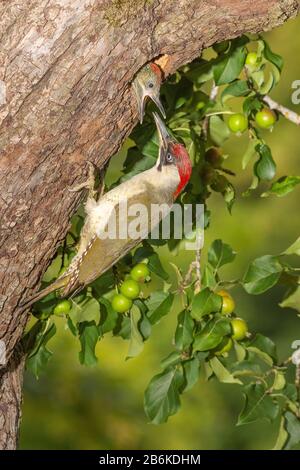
[134,84,166,124]
[153,112,172,170]
[150,94,166,121]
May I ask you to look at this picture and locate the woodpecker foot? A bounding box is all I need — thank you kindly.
[68,161,97,200]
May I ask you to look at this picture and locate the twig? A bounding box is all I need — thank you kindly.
[210,83,219,101]
[202,82,219,139]
[194,247,201,294]
[184,261,196,286]
[262,95,300,126]
[296,365,300,417]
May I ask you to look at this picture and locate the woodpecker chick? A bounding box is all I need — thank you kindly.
[133,63,166,123]
[22,113,191,307]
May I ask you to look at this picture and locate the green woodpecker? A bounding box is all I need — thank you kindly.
[133,63,166,123]
[22,113,192,307]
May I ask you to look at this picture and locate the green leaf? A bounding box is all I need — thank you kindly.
[262,40,283,72]
[183,357,200,391]
[234,342,246,362]
[78,321,99,366]
[247,333,277,362]
[121,150,156,182]
[139,311,152,340]
[209,115,230,146]
[238,383,279,425]
[144,368,182,424]
[273,370,286,391]
[243,255,283,294]
[243,96,262,115]
[42,254,63,283]
[202,263,217,289]
[160,351,182,369]
[91,270,115,297]
[193,318,231,351]
[283,236,300,256]
[114,315,131,339]
[262,176,300,198]
[146,291,174,325]
[27,323,56,379]
[208,239,236,270]
[99,297,118,334]
[251,70,264,89]
[69,297,100,324]
[133,245,154,264]
[209,357,242,385]
[223,181,236,214]
[247,347,273,366]
[242,139,258,170]
[148,252,169,280]
[127,305,144,359]
[280,286,300,312]
[284,412,300,450]
[175,310,194,350]
[254,144,276,181]
[221,80,250,103]
[213,37,247,85]
[191,287,222,320]
[185,59,214,84]
[273,416,288,450]
[230,360,261,376]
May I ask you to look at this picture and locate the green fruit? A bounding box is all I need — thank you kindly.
[255,108,277,129]
[228,114,248,133]
[215,338,233,356]
[218,290,235,316]
[231,318,248,341]
[245,52,258,67]
[120,279,140,300]
[111,294,132,313]
[53,299,72,315]
[213,41,229,54]
[130,263,150,283]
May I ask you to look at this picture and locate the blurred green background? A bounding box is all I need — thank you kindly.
[20,17,300,450]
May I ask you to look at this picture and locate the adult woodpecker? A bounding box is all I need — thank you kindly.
[22,113,192,307]
[133,63,166,123]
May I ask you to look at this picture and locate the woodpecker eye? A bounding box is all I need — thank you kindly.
[148,82,154,88]
[166,153,174,163]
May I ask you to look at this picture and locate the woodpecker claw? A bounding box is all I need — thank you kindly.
[68,161,97,200]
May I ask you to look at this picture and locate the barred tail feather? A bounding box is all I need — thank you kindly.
[20,275,70,309]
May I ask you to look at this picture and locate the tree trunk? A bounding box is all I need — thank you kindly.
[0,345,25,449]
[0,0,298,449]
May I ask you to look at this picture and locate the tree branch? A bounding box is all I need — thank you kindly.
[263,95,300,125]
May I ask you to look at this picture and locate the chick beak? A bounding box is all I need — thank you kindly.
[150,93,166,120]
[153,112,172,170]
[134,83,166,124]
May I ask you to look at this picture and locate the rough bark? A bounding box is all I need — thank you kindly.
[0,0,298,449]
[0,345,25,449]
